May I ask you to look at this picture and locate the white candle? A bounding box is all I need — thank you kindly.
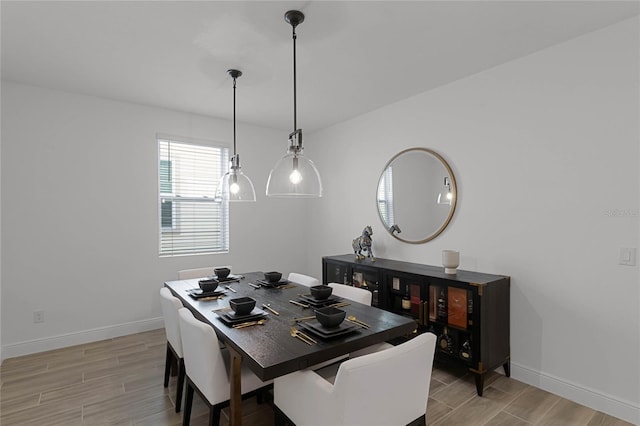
[442,250,460,274]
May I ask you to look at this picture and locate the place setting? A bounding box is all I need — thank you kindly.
[256,271,296,289]
[284,285,360,341]
[211,267,243,284]
[253,271,298,289]
[187,278,227,300]
[215,297,270,328]
[289,285,349,309]
[293,306,362,340]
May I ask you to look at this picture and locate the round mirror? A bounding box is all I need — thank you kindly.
[376,148,457,244]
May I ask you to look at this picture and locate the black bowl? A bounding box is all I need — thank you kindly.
[315,306,346,328]
[214,267,231,279]
[264,271,282,283]
[310,285,333,300]
[198,278,219,293]
[229,297,256,316]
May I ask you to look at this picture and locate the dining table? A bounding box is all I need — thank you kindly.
[165,271,416,426]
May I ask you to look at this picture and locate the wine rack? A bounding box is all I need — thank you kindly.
[322,254,510,396]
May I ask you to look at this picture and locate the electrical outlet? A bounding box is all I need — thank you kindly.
[619,248,636,266]
[33,310,45,323]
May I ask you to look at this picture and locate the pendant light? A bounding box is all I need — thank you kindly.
[216,69,256,202]
[437,177,453,205]
[266,10,323,198]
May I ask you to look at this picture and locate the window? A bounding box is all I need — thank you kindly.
[377,165,394,226]
[158,136,229,256]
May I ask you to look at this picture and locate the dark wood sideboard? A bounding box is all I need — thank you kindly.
[322,254,510,396]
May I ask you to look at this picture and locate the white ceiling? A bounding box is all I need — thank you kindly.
[2,1,639,132]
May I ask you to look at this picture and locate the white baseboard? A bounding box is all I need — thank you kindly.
[1,317,164,362]
[511,362,639,425]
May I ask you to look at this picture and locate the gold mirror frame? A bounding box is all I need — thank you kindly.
[376,147,457,244]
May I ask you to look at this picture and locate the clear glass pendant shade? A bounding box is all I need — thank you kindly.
[437,177,453,205]
[216,155,256,202]
[267,128,322,197]
[266,151,322,197]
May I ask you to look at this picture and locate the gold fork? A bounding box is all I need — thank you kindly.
[290,326,314,345]
[294,328,317,344]
[347,315,370,328]
[233,319,267,329]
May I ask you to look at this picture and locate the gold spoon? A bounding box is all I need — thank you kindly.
[347,315,370,328]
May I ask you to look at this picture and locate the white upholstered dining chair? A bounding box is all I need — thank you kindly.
[274,332,437,426]
[328,282,372,305]
[287,272,320,287]
[159,287,186,412]
[178,308,273,426]
[327,282,394,359]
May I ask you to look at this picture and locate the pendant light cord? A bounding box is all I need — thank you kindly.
[232,76,237,156]
[292,25,297,132]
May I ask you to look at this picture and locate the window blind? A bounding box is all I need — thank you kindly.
[158,137,229,256]
[377,165,394,226]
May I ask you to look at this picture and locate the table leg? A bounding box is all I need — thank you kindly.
[228,346,243,426]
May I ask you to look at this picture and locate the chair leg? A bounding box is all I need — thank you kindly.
[273,405,288,426]
[210,405,222,426]
[406,414,426,426]
[183,382,194,426]
[175,358,185,412]
[163,343,172,387]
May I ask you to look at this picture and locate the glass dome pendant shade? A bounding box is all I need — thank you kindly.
[217,154,256,202]
[266,10,323,198]
[437,177,453,205]
[266,129,322,197]
[216,69,256,202]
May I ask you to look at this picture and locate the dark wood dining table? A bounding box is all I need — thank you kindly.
[165,272,416,426]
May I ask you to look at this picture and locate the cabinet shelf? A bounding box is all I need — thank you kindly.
[322,254,510,397]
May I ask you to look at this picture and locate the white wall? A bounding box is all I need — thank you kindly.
[0,82,309,358]
[0,81,3,363]
[306,18,639,423]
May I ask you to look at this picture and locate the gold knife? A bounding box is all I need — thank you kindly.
[293,315,316,322]
[199,295,224,301]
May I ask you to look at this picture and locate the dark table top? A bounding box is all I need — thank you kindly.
[165,272,416,381]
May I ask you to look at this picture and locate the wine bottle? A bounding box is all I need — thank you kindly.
[429,286,437,322]
[402,287,411,310]
[438,326,454,355]
[459,337,472,360]
[437,288,447,321]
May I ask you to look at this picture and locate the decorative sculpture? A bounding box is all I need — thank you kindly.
[352,225,375,262]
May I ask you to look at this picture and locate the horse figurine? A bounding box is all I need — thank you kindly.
[352,225,375,262]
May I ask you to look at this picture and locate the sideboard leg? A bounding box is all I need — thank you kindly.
[503,361,511,377]
[474,373,485,396]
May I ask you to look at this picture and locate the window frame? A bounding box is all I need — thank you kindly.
[157,135,230,257]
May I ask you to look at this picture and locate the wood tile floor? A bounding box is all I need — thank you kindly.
[0,329,632,425]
